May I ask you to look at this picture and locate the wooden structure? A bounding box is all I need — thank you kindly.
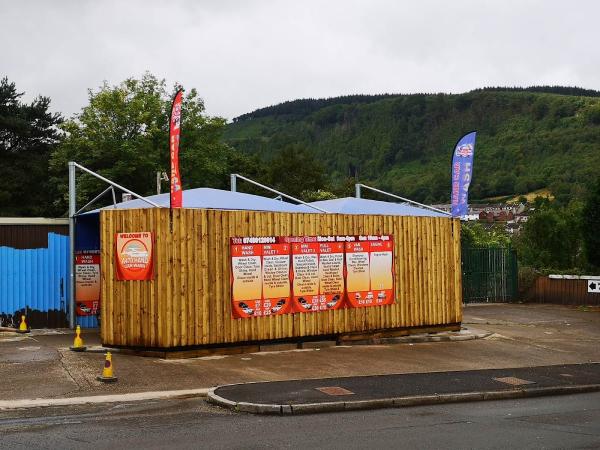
[100,208,462,349]
[527,276,600,306]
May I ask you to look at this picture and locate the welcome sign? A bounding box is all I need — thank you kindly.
[115,232,154,281]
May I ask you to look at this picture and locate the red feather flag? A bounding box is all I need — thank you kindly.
[169,89,183,209]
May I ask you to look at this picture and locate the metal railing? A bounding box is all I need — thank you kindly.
[230,173,329,213]
[354,183,451,216]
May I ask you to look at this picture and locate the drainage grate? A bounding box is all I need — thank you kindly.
[493,376,536,386]
[315,386,355,396]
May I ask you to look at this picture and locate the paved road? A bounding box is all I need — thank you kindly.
[2,393,599,449]
[2,304,599,402]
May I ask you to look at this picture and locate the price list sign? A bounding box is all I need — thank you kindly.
[230,235,394,319]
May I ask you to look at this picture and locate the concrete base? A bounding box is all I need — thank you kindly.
[298,340,337,349]
[69,346,87,352]
[102,324,463,359]
[258,343,299,352]
[96,376,118,383]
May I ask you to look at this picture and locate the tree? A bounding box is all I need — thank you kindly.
[265,144,326,198]
[581,177,600,268]
[461,222,511,248]
[50,73,239,211]
[515,201,584,270]
[0,78,63,216]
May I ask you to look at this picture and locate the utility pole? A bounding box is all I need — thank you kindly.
[157,171,168,195]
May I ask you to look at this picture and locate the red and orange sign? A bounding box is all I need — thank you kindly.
[230,235,394,319]
[75,252,100,316]
[345,237,394,307]
[291,239,345,313]
[230,238,292,318]
[115,232,154,281]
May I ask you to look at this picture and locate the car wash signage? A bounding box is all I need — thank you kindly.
[230,235,394,319]
[75,251,101,316]
[115,232,154,281]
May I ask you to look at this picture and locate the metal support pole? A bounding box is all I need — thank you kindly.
[75,185,112,215]
[230,174,237,192]
[355,183,361,198]
[229,173,329,213]
[355,183,451,216]
[73,162,161,208]
[68,162,76,329]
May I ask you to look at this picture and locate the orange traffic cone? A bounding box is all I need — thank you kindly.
[70,325,86,352]
[96,352,118,382]
[16,315,30,334]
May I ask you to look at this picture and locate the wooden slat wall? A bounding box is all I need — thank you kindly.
[100,208,462,348]
[528,277,600,306]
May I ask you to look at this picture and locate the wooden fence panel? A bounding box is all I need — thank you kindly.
[100,209,463,348]
[528,277,600,306]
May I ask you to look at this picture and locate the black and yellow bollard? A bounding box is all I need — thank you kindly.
[16,315,30,334]
[70,325,86,352]
[96,352,118,382]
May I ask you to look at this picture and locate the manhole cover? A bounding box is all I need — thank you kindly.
[315,386,355,396]
[493,376,536,386]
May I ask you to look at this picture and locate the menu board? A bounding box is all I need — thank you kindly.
[292,242,320,312]
[75,252,100,316]
[346,237,394,307]
[262,243,292,315]
[317,242,345,310]
[230,235,393,319]
[289,239,345,313]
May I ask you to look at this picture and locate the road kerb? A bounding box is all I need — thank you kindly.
[207,383,600,415]
[0,388,210,411]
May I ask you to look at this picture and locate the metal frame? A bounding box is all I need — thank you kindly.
[229,173,330,213]
[354,183,451,216]
[75,186,114,215]
[68,161,162,328]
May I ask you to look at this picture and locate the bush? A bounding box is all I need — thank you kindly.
[518,266,541,295]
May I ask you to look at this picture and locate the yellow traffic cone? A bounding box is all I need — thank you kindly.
[16,315,30,334]
[70,325,87,352]
[96,352,118,382]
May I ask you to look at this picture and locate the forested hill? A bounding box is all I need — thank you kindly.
[224,87,600,204]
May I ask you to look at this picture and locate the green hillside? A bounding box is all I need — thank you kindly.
[224,87,600,203]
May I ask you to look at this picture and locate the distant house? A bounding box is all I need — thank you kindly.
[430,202,531,234]
[431,203,525,221]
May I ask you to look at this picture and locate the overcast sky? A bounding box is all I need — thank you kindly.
[2,0,599,121]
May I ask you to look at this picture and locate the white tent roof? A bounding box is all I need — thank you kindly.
[85,189,447,217]
[90,188,316,214]
[307,197,447,217]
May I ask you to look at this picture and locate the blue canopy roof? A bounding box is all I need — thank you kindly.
[87,188,317,214]
[307,197,447,217]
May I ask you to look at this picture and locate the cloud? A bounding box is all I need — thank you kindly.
[1,0,599,120]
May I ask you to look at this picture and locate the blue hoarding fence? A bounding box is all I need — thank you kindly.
[0,233,69,328]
